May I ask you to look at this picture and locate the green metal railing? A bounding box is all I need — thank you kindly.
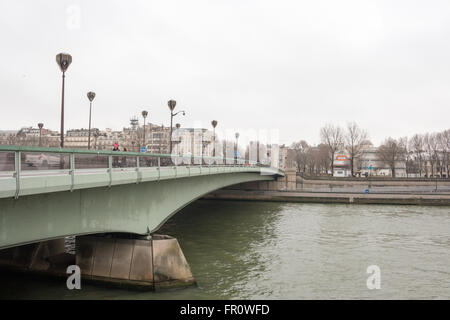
[0,146,269,197]
[0,145,259,169]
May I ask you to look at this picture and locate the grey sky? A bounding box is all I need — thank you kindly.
[1,0,449,146]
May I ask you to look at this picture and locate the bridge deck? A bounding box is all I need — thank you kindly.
[0,165,283,199]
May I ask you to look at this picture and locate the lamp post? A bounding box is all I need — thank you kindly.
[56,53,72,148]
[142,110,148,151]
[235,132,240,164]
[168,100,185,154]
[211,120,218,158]
[87,91,96,149]
[38,123,44,147]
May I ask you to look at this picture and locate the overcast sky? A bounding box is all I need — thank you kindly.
[1,0,449,146]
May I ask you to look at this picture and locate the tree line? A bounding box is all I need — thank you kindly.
[291,123,449,178]
[405,130,449,178]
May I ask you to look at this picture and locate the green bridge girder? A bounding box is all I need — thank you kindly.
[0,165,283,249]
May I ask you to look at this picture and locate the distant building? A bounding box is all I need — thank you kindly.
[357,147,407,177]
[97,128,124,151]
[0,130,18,145]
[265,144,280,168]
[19,127,41,137]
[147,124,171,154]
[420,156,449,178]
[0,127,59,147]
[65,128,100,149]
[278,145,296,171]
[331,147,409,178]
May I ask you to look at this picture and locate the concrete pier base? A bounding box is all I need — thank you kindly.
[0,234,195,290]
[77,234,195,290]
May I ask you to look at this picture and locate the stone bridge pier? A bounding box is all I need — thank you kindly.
[0,234,195,290]
[77,234,194,290]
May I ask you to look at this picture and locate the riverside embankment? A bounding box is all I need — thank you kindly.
[204,189,450,205]
[204,172,450,205]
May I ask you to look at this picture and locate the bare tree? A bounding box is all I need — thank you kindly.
[291,140,309,173]
[423,133,433,177]
[399,136,411,177]
[376,137,406,178]
[306,147,317,175]
[409,134,425,177]
[438,129,449,178]
[435,132,445,177]
[316,143,331,174]
[289,141,331,176]
[424,133,441,177]
[320,124,344,175]
[344,122,368,176]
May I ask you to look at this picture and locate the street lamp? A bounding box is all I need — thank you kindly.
[56,53,72,148]
[38,123,44,147]
[211,120,218,158]
[168,100,185,154]
[142,110,148,150]
[235,132,240,164]
[87,91,96,149]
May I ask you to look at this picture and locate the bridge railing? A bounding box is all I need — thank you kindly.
[0,145,265,178]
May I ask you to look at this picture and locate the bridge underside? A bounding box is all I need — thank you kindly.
[0,171,275,249]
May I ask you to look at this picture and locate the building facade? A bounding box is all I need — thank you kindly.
[278,145,297,171]
[0,127,59,147]
[357,147,407,177]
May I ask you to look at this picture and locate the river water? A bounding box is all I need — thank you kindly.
[0,200,449,299]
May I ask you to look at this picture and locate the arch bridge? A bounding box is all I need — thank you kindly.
[0,146,284,249]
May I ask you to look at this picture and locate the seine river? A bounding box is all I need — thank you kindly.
[0,200,449,299]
